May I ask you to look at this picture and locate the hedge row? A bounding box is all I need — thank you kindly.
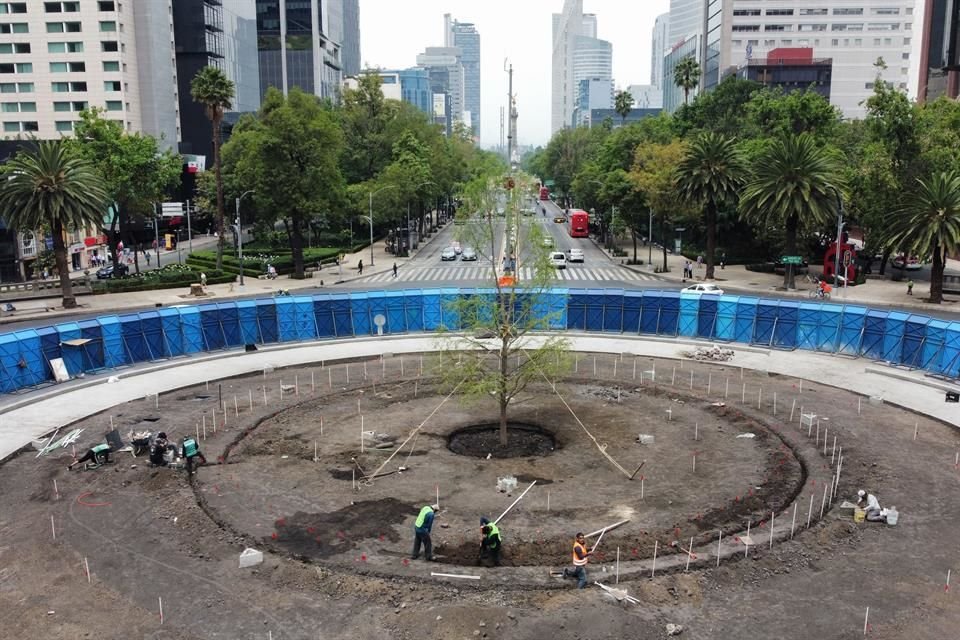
[92,270,235,293]
[186,255,262,277]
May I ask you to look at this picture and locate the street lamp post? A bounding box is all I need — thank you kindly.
[648,208,654,266]
[235,190,255,287]
[832,187,845,295]
[368,185,398,266]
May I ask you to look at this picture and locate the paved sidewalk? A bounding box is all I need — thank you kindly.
[2,332,958,463]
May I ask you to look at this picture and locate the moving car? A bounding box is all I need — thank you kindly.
[892,254,923,270]
[568,248,584,263]
[553,215,566,223]
[441,247,457,261]
[549,251,567,269]
[682,283,724,295]
[96,263,128,279]
[461,247,477,261]
[453,242,462,255]
[542,236,554,247]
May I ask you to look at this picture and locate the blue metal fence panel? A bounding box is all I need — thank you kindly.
[678,293,699,337]
[734,297,759,343]
[837,306,867,355]
[0,333,20,391]
[567,291,589,330]
[658,291,680,335]
[198,304,226,350]
[622,290,643,333]
[862,310,888,359]
[796,302,821,350]
[583,288,605,331]
[78,319,104,370]
[120,314,150,362]
[385,293,407,333]
[311,295,334,338]
[293,296,317,339]
[275,297,298,341]
[329,294,354,337]
[941,323,960,377]
[361,292,388,336]
[602,290,625,332]
[236,300,260,345]
[405,290,425,331]
[901,315,930,367]
[546,289,569,330]
[217,303,243,347]
[882,311,909,363]
[137,311,165,358]
[639,291,661,334]
[13,329,44,386]
[55,322,84,374]
[178,306,204,354]
[714,296,738,340]
[440,288,463,330]
[815,304,843,352]
[698,296,718,338]
[773,301,799,348]
[98,316,128,366]
[422,290,443,330]
[350,292,372,336]
[36,326,61,372]
[754,300,781,346]
[921,319,948,372]
[256,299,279,343]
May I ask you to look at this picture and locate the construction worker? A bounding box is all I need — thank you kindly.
[562,532,592,588]
[477,516,502,567]
[68,443,113,470]
[180,436,207,475]
[411,504,437,561]
[149,432,173,467]
[858,489,885,522]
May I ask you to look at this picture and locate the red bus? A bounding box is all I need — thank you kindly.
[539,186,550,201]
[566,209,589,237]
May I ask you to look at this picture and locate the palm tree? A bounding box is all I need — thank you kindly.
[676,132,745,280]
[0,141,108,308]
[614,90,634,126]
[190,65,235,271]
[886,171,960,303]
[739,134,843,290]
[674,57,701,105]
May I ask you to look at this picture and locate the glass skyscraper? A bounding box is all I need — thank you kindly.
[446,16,480,140]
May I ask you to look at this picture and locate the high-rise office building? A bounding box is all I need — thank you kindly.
[340,0,360,78]
[572,77,613,127]
[417,46,464,134]
[918,0,959,100]
[255,0,343,102]
[172,0,226,157]
[552,0,613,133]
[652,12,671,89]
[669,0,705,48]
[445,15,480,140]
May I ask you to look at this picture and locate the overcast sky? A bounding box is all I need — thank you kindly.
[358,0,671,148]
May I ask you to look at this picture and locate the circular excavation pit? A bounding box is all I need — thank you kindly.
[447,423,557,458]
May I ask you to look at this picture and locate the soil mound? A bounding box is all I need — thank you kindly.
[447,423,556,458]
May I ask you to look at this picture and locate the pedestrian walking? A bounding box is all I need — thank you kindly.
[477,517,502,567]
[411,504,437,561]
[720,253,726,270]
[697,255,703,270]
[180,436,207,475]
[392,262,398,278]
[358,259,363,276]
[907,279,914,296]
[145,251,151,266]
[562,532,592,588]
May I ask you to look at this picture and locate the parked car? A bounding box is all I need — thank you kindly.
[441,247,457,261]
[461,247,478,261]
[682,283,724,295]
[568,248,584,263]
[96,263,128,279]
[892,254,923,270]
[549,251,567,269]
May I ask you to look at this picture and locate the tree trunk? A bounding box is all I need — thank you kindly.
[499,341,509,446]
[878,249,892,276]
[783,214,798,290]
[705,203,716,280]
[929,242,944,303]
[660,215,669,271]
[51,220,76,309]
[213,112,225,272]
[289,213,305,279]
[632,229,638,262]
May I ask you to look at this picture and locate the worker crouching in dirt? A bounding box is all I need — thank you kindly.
[562,532,592,588]
[68,443,113,470]
[477,516,502,567]
[412,504,438,561]
[858,489,885,522]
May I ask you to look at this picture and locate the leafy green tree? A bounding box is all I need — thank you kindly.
[632,140,693,270]
[541,126,607,204]
[437,173,570,445]
[0,141,108,308]
[674,57,701,105]
[339,72,395,184]
[191,65,235,271]
[886,171,960,303]
[739,134,843,289]
[677,132,746,279]
[70,109,181,274]
[614,90,634,126]
[675,76,761,137]
[224,88,344,278]
[745,87,842,140]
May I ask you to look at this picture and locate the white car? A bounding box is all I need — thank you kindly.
[441,247,457,261]
[568,248,584,263]
[683,283,724,295]
[461,247,478,261]
[549,251,567,269]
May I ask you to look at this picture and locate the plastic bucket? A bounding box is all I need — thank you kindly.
[886,509,898,526]
[853,508,866,523]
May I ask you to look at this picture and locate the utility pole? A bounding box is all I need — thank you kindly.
[505,60,516,168]
[185,199,193,254]
[153,202,160,266]
[648,209,653,266]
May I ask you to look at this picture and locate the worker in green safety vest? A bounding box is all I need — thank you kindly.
[180,436,207,475]
[478,516,502,567]
[411,504,438,561]
[68,443,113,470]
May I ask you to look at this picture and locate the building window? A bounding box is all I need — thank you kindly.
[105,100,121,111]
[764,24,791,32]
[14,62,30,73]
[49,62,83,73]
[799,24,827,32]
[46,1,80,11]
[800,8,828,15]
[834,23,864,31]
[904,37,911,45]
[732,25,760,32]
[1,102,18,112]
[55,120,73,133]
[0,42,29,53]
[70,81,86,91]
[0,4,27,14]
[99,21,116,32]
[0,83,13,93]
[18,101,33,112]
[873,38,881,46]
[0,23,28,33]
[733,9,761,16]
[872,8,900,15]
[47,22,82,33]
[101,40,118,52]
[868,23,899,31]
[834,8,864,16]
[766,9,794,16]
[51,81,69,92]
[98,0,115,9]
[102,60,119,72]
[53,101,70,111]
[104,80,121,92]
[2,121,19,132]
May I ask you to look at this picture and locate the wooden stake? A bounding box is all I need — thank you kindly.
[769,511,774,549]
[593,356,597,376]
[716,531,722,567]
[84,557,90,583]
[689,370,693,390]
[640,476,644,500]
[758,387,762,409]
[684,536,694,571]
[694,423,698,441]
[360,415,364,453]
[807,494,814,529]
[858,397,862,415]
[707,372,712,396]
[399,359,403,377]
[295,374,299,396]
[234,395,239,417]
[671,367,676,385]
[363,362,367,380]
[419,355,423,376]
[745,522,750,558]
[823,428,828,456]
[328,368,332,388]
[790,398,796,421]
[53,479,59,500]
[159,596,163,625]
[212,407,217,434]
[692,452,696,474]
[633,360,637,380]
[263,386,267,406]
[791,502,797,539]
[651,540,658,578]
[314,441,318,462]
[616,547,620,584]
[914,421,919,441]
[312,370,316,392]
[51,514,56,540]
[741,383,746,404]
[320,415,323,436]
[863,606,869,636]
[799,378,803,393]
[202,414,206,434]
[773,392,777,415]
[249,389,253,411]
[279,380,284,401]
[547,491,550,512]
[820,483,828,519]
[614,359,618,379]
[724,377,729,399]
[832,436,837,463]
[415,381,418,397]
[347,364,351,383]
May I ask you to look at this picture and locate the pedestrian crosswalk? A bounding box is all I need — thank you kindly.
[361,264,662,284]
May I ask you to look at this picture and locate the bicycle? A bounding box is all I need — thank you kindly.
[808,288,831,300]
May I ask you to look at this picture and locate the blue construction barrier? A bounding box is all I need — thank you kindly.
[0,287,957,393]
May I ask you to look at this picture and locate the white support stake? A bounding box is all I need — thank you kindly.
[685,536,694,572]
[707,372,712,396]
[790,502,797,539]
[651,540,658,578]
[725,377,729,398]
[769,511,775,549]
[84,557,91,583]
[431,572,481,581]
[716,531,722,567]
[742,383,746,404]
[790,398,796,421]
[248,389,253,411]
[312,370,316,392]
[807,494,814,529]
[279,380,284,401]
[616,547,620,584]
[51,514,56,540]
[360,415,364,453]
[159,596,164,625]
[863,606,869,636]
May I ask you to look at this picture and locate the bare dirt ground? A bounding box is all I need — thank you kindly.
[1,352,959,640]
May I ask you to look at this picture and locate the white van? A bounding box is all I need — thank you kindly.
[549,251,567,269]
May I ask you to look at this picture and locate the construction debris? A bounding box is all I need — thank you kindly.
[594,581,640,605]
[636,434,655,445]
[666,623,685,636]
[497,476,518,493]
[239,548,263,568]
[680,345,734,362]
